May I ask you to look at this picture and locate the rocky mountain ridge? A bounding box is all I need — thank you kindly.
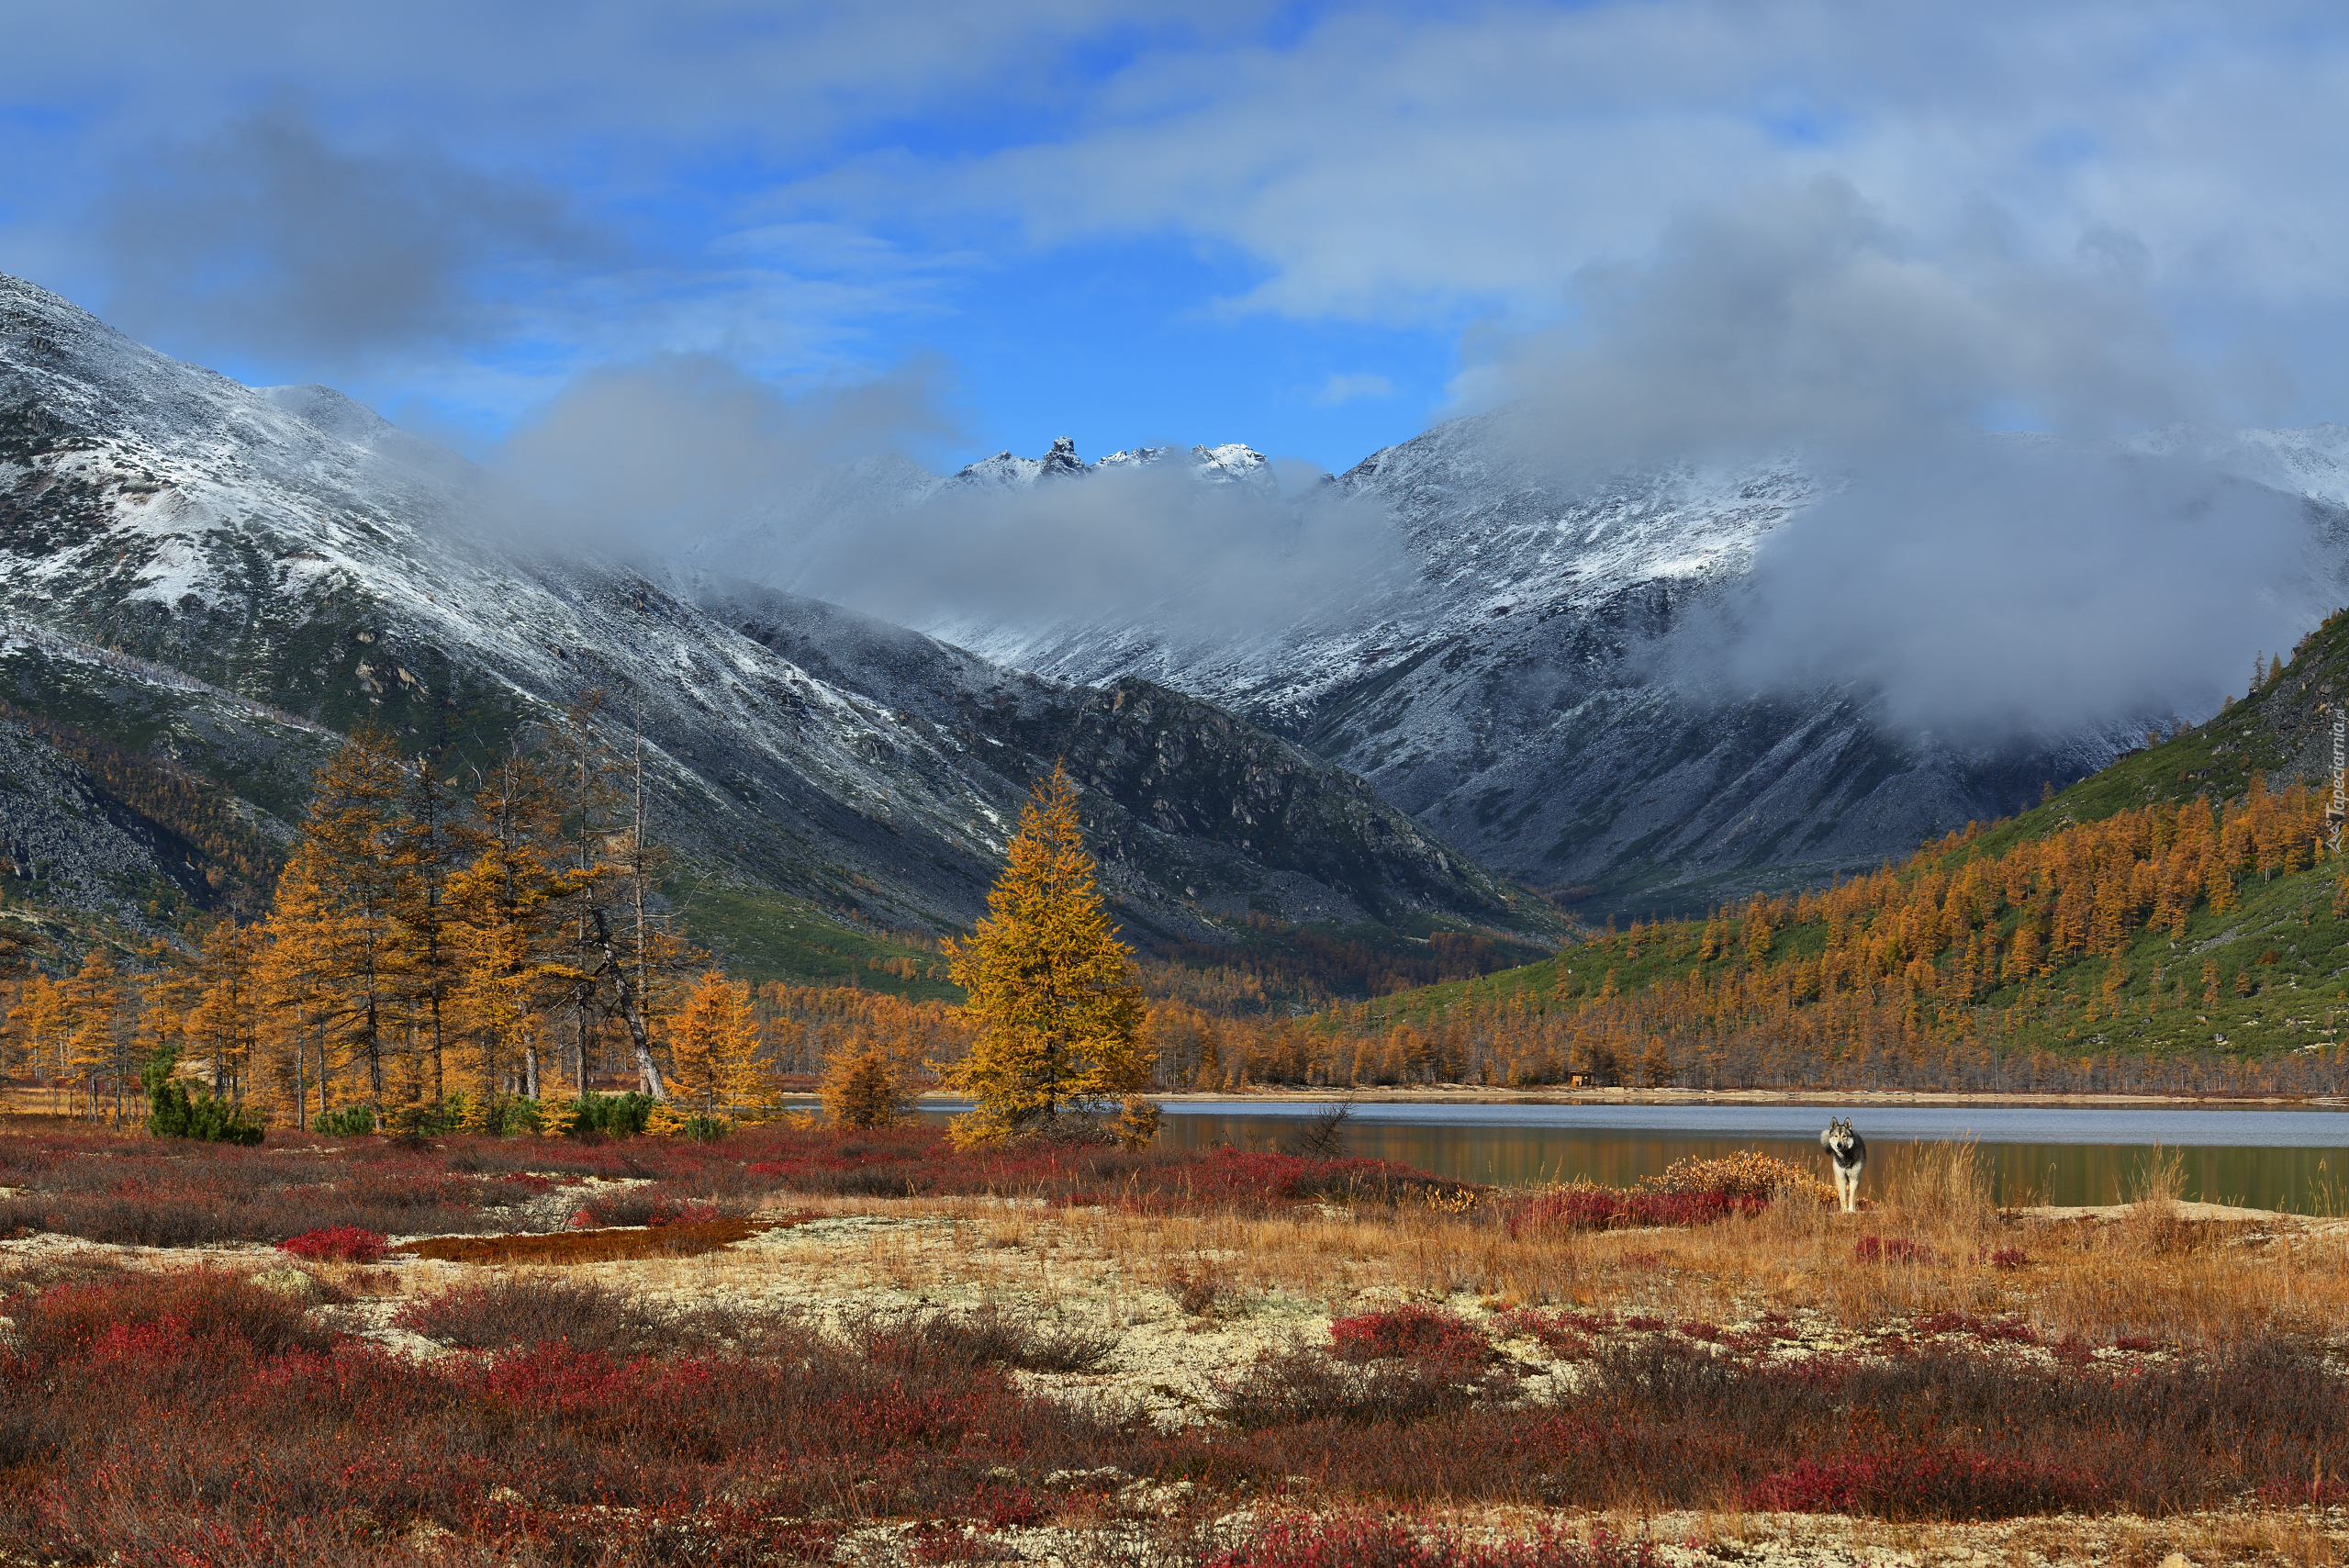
[0,274,1551,966]
[752,409,2349,913]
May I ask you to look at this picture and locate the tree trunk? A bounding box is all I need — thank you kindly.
[592,908,666,1099]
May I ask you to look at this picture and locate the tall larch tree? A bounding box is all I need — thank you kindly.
[445,748,594,1127]
[273,729,409,1125]
[944,762,1145,1145]
[185,922,259,1103]
[7,971,69,1113]
[391,751,478,1120]
[63,947,126,1124]
[666,969,770,1123]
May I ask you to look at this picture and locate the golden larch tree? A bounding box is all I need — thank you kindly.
[820,1045,904,1127]
[444,749,592,1130]
[666,969,770,1122]
[8,972,70,1114]
[271,729,409,1122]
[185,921,260,1103]
[944,763,1145,1145]
[63,947,128,1124]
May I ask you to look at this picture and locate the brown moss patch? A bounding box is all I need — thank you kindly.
[394,1215,803,1266]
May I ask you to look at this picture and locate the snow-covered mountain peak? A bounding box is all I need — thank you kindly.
[943,435,1277,496]
[946,434,1086,488]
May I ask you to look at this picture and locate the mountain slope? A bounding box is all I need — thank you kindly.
[1340,604,2349,1086]
[0,274,1553,969]
[867,411,2349,914]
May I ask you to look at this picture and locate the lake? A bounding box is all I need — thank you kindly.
[1138,1100,2349,1212]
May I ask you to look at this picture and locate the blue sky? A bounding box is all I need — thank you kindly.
[6,2,2349,480]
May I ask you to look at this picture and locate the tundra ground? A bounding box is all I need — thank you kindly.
[5,1122,2349,1565]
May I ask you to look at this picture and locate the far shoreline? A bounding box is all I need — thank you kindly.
[873,1086,2349,1112]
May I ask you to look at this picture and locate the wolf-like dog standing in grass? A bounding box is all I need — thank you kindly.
[1820,1118,1866,1213]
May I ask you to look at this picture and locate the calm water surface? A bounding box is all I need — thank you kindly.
[1136,1101,2349,1212]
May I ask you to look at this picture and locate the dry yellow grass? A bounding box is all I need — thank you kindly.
[677,1141,2349,1350]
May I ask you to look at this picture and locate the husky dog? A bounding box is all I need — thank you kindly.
[1820,1118,1867,1213]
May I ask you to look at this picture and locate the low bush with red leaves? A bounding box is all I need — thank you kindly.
[8,1267,333,1363]
[1329,1305,1495,1369]
[393,1277,713,1359]
[1218,1310,1521,1429]
[5,1263,2349,1562]
[1504,1184,1766,1236]
[1854,1235,1934,1265]
[1744,1448,2102,1518]
[1495,1307,1605,1359]
[278,1225,386,1263]
[1,1122,1473,1260]
[744,1131,1470,1215]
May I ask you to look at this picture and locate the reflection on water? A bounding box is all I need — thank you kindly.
[1143,1104,2349,1213]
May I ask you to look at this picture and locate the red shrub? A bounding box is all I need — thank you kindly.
[1744,1448,2104,1518]
[394,1278,688,1359]
[1496,1308,1600,1359]
[740,1126,1468,1215]
[979,1486,1045,1529]
[1853,1235,1933,1265]
[279,1226,386,1263]
[13,1268,331,1361]
[1505,1186,1765,1237]
[1329,1305,1494,1368]
[2256,1475,2349,1508]
[1989,1247,2030,1270]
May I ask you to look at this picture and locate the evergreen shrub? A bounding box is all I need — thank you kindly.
[140,1045,263,1146]
[571,1091,656,1137]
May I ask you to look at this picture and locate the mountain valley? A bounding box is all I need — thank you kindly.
[0,274,1554,986]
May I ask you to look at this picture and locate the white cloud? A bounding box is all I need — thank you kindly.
[1471,177,2197,471]
[12,0,2349,442]
[945,1,2349,376]
[1311,372,1394,406]
[495,353,958,556]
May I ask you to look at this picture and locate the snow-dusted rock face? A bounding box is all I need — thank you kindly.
[0,274,1541,943]
[0,715,216,927]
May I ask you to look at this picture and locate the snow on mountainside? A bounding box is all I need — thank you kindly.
[2148,422,2349,510]
[744,408,2349,914]
[0,274,1544,949]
